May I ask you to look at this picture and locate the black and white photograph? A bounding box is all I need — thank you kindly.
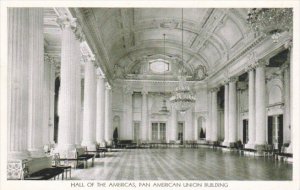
[0,1,299,190]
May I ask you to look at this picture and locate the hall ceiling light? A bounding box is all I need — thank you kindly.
[247,8,293,43]
[170,8,196,113]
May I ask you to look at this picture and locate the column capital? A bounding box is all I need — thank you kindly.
[44,54,55,65]
[123,86,133,95]
[245,64,255,72]
[284,38,293,50]
[105,82,112,90]
[281,62,290,71]
[229,76,238,83]
[96,68,105,79]
[82,54,96,65]
[253,59,268,68]
[222,78,230,85]
[209,87,219,93]
[142,90,148,95]
[56,15,85,41]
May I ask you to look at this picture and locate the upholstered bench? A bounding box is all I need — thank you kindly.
[25,167,64,180]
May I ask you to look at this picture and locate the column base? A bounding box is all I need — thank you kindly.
[8,151,31,160]
[106,140,113,147]
[228,142,236,148]
[244,142,255,149]
[222,141,229,147]
[29,148,46,158]
[54,143,76,158]
[286,143,293,153]
[255,144,266,156]
[81,141,97,151]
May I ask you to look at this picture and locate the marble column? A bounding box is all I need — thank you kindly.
[96,75,106,144]
[255,60,267,151]
[123,89,133,140]
[285,41,292,153]
[211,88,219,143]
[223,82,229,146]
[170,106,177,141]
[283,65,290,144]
[185,108,194,141]
[245,67,256,149]
[81,55,97,150]
[105,85,112,143]
[141,91,148,141]
[27,8,45,157]
[56,16,83,153]
[228,77,238,147]
[74,54,82,147]
[49,60,56,144]
[42,55,52,146]
[8,8,30,160]
[206,91,212,142]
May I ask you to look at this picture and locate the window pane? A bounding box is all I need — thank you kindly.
[152,123,158,141]
[160,123,166,141]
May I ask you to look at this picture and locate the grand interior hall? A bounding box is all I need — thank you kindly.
[2,5,299,185]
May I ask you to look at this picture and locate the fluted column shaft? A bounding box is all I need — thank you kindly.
[57,16,82,152]
[141,91,148,141]
[228,78,238,145]
[255,63,267,147]
[283,65,290,143]
[82,58,97,150]
[123,91,133,140]
[223,83,229,145]
[8,8,30,159]
[185,108,194,141]
[211,89,218,142]
[285,42,292,153]
[42,56,51,146]
[96,76,106,143]
[206,91,212,142]
[49,62,56,144]
[74,56,82,146]
[170,106,177,141]
[246,68,256,148]
[43,56,57,145]
[105,86,112,142]
[26,8,45,157]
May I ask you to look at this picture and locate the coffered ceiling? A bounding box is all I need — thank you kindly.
[44,8,255,82]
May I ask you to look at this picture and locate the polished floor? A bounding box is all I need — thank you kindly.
[71,148,292,180]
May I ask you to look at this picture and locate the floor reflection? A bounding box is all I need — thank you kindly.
[72,148,292,180]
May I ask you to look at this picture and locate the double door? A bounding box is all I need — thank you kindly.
[268,115,283,150]
[151,122,166,142]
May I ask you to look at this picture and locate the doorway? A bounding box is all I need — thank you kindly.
[151,122,166,142]
[133,122,140,143]
[243,119,249,144]
[177,122,184,144]
[268,115,283,151]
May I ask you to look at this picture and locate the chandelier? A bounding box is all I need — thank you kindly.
[170,9,196,113]
[247,8,293,43]
[159,33,169,114]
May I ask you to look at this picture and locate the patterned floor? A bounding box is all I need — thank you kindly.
[71,148,292,180]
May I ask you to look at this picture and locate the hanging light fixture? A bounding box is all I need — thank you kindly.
[246,8,293,43]
[159,33,169,114]
[170,8,196,113]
